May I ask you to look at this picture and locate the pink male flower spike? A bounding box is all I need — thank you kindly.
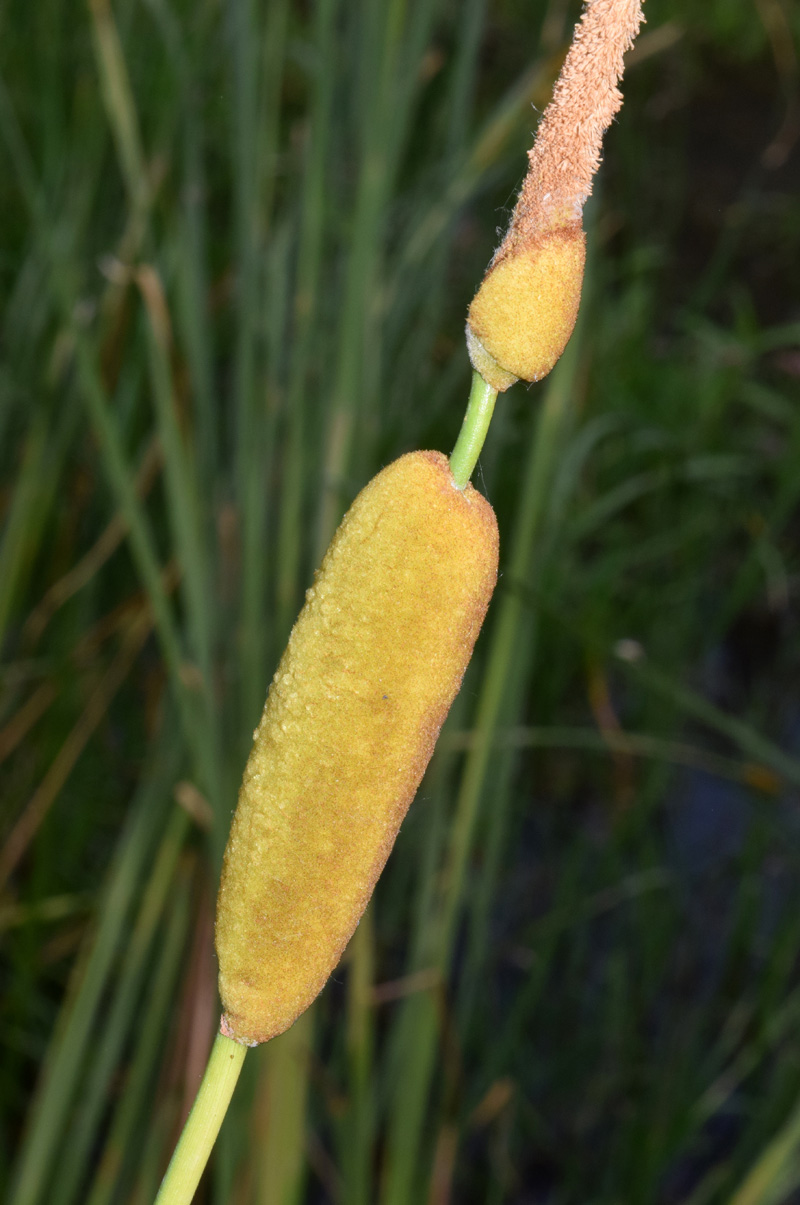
[467,0,645,391]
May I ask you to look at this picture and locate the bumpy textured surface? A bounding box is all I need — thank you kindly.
[216,451,499,1045]
[499,0,644,249]
[467,226,586,388]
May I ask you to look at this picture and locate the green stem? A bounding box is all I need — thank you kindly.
[449,371,499,489]
[154,1030,247,1205]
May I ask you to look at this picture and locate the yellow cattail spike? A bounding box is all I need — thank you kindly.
[467,0,645,390]
[215,451,498,1046]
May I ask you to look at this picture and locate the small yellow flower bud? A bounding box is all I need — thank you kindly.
[467,225,586,389]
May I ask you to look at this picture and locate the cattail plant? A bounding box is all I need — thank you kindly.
[216,451,499,1048]
[467,0,644,390]
[154,2,644,1201]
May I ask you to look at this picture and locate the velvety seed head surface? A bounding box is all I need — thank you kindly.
[215,451,498,1045]
[467,227,585,388]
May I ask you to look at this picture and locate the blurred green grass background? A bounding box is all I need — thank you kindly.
[1,0,800,1201]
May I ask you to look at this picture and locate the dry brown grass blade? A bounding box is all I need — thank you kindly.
[443,724,783,790]
[2,562,179,789]
[755,0,800,167]
[427,1123,458,1205]
[176,888,217,1128]
[0,607,154,889]
[371,968,441,1006]
[586,660,636,813]
[0,681,58,767]
[157,861,217,1157]
[23,437,162,646]
[135,265,173,351]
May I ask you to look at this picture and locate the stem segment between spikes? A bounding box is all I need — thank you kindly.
[449,371,498,490]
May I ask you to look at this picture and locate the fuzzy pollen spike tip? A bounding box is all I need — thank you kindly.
[467,0,645,390]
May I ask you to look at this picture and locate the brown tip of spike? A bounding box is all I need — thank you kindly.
[512,0,645,242]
